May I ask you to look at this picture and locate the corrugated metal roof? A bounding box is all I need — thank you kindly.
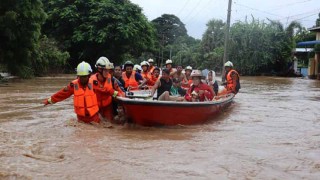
[296,40,320,46]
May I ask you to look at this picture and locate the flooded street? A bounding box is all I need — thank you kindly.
[0,75,320,179]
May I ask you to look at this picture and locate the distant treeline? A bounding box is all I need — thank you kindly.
[0,0,319,78]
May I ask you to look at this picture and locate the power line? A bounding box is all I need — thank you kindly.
[176,0,191,17]
[182,0,204,21]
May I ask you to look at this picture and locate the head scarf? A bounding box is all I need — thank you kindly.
[206,70,216,84]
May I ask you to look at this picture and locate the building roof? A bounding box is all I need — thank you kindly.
[308,26,320,32]
[296,40,320,46]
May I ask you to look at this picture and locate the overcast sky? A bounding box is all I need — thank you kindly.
[130,0,320,39]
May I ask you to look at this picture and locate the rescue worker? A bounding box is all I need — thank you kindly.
[184,70,215,102]
[206,70,219,96]
[165,59,176,77]
[140,61,154,86]
[182,66,193,88]
[91,57,121,121]
[43,61,100,123]
[148,58,156,73]
[222,61,240,95]
[150,68,172,100]
[122,61,146,90]
[133,64,142,74]
[151,67,161,83]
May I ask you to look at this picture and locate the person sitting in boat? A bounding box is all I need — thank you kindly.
[151,67,161,80]
[184,70,215,102]
[150,68,173,101]
[165,59,176,77]
[206,70,219,96]
[147,58,156,73]
[171,65,188,83]
[122,61,146,90]
[133,64,142,74]
[43,61,103,123]
[182,66,193,89]
[91,57,122,121]
[221,61,240,95]
[140,61,154,86]
[114,65,126,91]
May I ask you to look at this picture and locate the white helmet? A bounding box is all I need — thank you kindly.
[165,59,173,65]
[224,61,233,67]
[133,64,142,71]
[185,66,192,70]
[148,58,154,63]
[105,62,114,70]
[95,56,110,68]
[140,61,149,67]
[76,61,92,76]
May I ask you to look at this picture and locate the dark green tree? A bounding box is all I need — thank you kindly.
[201,19,225,53]
[151,14,188,46]
[0,0,46,78]
[42,0,156,66]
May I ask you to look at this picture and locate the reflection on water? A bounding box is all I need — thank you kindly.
[0,75,320,179]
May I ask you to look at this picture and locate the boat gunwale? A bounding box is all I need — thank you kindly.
[117,94,234,107]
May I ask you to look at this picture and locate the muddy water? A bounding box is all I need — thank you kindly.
[0,75,320,179]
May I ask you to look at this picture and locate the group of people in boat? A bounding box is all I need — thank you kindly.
[43,57,240,124]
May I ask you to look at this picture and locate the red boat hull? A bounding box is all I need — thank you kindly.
[117,94,234,126]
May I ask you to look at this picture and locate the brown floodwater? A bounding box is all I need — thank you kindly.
[0,75,320,179]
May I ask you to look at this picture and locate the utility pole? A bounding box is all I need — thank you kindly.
[222,0,232,82]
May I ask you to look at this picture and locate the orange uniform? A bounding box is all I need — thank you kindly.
[225,69,240,94]
[148,66,155,73]
[91,73,117,121]
[49,78,100,123]
[141,71,155,86]
[122,71,139,89]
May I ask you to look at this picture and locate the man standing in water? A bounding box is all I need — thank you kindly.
[91,57,120,121]
[223,61,240,95]
[43,61,101,123]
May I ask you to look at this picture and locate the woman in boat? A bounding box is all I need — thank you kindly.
[150,68,172,100]
[184,70,215,102]
[206,70,219,96]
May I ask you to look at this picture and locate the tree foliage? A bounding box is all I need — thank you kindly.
[0,0,46,78]
[42,0,156,67]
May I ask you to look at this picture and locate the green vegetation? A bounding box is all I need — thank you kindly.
[0,1,319,78]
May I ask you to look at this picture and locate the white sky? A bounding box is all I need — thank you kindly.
[130,0,320,39]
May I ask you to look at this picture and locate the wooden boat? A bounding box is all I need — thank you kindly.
[117,93,234,126]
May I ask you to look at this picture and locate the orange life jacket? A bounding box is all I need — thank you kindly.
[142,71,154,86]
[91,73,113,107]
[226,69,240,93]
[73,78,99,117]
[122,71,139,88]
[148,66,155,73]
